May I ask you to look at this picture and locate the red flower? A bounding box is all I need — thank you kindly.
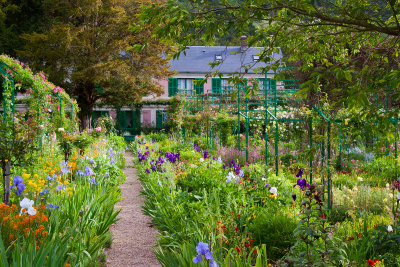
[238,214,241,217]
[367,259,374,266]
[246,243,251,247]
[252,248,257,254]
[249,239,254,243]
[235,227,239,232]
[235,246,241,253]
[357,233,362,238]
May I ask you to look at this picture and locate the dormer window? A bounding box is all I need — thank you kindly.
[253,55,260,61]
[215,55,222,61]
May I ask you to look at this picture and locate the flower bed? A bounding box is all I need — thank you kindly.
[0,135,127,266]
[133,133,397,266]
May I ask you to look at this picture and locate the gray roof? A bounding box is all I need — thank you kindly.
[171,46,282,75]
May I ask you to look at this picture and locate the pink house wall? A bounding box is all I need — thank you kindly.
[142,110,151,126]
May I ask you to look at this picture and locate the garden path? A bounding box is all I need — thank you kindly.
[106,152,160,267]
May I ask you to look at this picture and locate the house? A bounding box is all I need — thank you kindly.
[92,37,283,138]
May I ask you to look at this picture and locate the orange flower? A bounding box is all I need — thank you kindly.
[65,263,71,267]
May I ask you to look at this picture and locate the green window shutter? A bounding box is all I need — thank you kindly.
[194,78,204,95]
[132,109,140,131]
[212,78,221,94]
[168,78,178,97]
[117,111,127,130]
[156,110,164,129]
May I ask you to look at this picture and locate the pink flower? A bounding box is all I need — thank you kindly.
[95,127,101,132]
[57,105,60,112]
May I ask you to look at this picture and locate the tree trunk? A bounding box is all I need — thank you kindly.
[79,113,92,130]
[2,161,11,205]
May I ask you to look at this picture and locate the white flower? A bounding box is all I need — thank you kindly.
[20,197,36,216]
[357,177,363,182]
[200,158,204,162]
[217,157,222,165]
[269,187,278,195]
[27,207,37,216]
[57,128,64,132]
[388,225,393,232]
[261,178,266,181]
[226,172,236,183]
[137,147,142,153]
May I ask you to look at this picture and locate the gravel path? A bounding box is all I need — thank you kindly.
[106,152,160,267]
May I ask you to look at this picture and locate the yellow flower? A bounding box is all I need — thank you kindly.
[22,173,31,179]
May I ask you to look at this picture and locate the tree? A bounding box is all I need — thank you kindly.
[18,0,173,129]
[141,0,400,127]
[0,0,46,57]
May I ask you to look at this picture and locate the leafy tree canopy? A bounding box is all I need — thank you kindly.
[18,0,173,128]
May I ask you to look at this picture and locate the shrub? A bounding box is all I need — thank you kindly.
[248,209,297,260]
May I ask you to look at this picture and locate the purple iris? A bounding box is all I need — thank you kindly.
[10,176,25,195]
[194,143,201,152]
[293,178,309,190]
[265,182,271,189]
[222,164,226,169]
[77,170,84,176]
[166,152,180,163]
[292,194,297,201]
[203,150,209,159]
[146,168,150,174]
[138,152,146,162]
[90,178,98,185]
[192,242,217,266]
[296,169,304,178]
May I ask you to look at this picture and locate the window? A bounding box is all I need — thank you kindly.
[215,55,222,61]
[253,55,260,61]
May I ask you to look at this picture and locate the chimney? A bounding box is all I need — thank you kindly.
[240,35,248,52]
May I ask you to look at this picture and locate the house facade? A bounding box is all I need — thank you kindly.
[93,40,283,138]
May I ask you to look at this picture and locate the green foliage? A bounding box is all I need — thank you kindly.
[364,156,399,183]
[214,113,236,146]
[95,115,116,136]
[248,209,296,260]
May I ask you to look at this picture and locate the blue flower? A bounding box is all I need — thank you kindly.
[77,170,84,176]
[89,159,97,167]
[192,242,218,266]
[56,184,65,191]
[45,203,59,210]
[39,188,49,196]
[60,161,71,174]
[85,166,94,176]
[90,178,98,185]
[10,176,25,195]
[104,172,109,178]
